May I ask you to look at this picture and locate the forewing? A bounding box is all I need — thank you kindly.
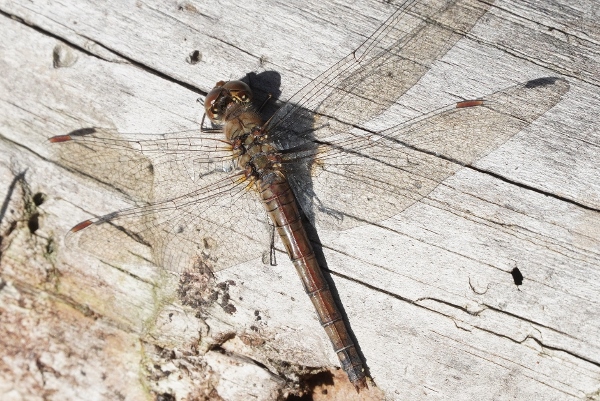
[285,78,570,230]
[51,127,235,205]
[266,0,494,148]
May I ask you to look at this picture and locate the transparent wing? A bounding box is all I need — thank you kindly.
[266,0,495,147]
[62,169,271,274]
[51,127,236,205]
[281,78,570,230]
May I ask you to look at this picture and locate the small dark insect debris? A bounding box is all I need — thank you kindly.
[32,192,46,206]
[511,267,524,286]
[28,213,40,234]
[156,393,175,401]
[186,50,202,64]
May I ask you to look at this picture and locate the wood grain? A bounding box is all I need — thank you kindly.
[0,0,598,400]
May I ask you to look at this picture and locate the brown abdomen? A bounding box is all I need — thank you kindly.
[258,172,367,390]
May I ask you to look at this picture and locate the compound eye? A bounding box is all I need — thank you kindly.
[223,80,253,103]
[204,86,225,122]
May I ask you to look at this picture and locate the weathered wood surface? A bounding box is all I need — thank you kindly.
[0,0,599,400]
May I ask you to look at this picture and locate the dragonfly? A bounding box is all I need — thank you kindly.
[49,0,569,391]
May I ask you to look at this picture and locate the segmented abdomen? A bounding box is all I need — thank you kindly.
[258,172,367,390]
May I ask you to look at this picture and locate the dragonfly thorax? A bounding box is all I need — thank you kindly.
[237,136,282,182]
[205,81,283,182]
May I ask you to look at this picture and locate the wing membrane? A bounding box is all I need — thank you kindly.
[283,78,570,230]
[51,128,236,204]
[267,0,495,147]
[65,171,271,273]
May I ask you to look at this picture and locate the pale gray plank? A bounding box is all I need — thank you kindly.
[0,0,598,400]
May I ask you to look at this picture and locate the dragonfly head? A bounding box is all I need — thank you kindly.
[204,80,253,123]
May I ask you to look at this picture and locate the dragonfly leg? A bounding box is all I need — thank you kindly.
[200,112,224,134]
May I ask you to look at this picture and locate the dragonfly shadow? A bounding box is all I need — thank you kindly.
[242,70,282,123]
